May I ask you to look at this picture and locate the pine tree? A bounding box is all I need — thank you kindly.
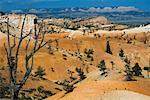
[75,67,86,81]
[105,41,112,54]
[124,56,130,64]
[124,57,133,81]
[124,64,133,81]
[97,60,106,71]
[97,60,107,75]
[119,49,125,58]
[132,63,142,76]
[35,66,46,78]
[84,48,94,58]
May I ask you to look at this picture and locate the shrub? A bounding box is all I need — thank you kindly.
[97,60,106,71]
[124,64,133,81]
[67,70,76,82]
[119,49,125,58]
[75,67,86,81]
[35,66,46,79]
[0,84,10,98]
[63,58,67,60]
[97,60,107,76]
[34,86,53,99]
[59,80,74,93]
[0,75,10,98]
[124,57,133,81]
[124,56,130,64]
[84,48,94,58]
[132,63,142,76]
[63,84,74,94]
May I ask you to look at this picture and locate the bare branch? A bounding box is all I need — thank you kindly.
[11,35,16,49]
[6,18,15,84]
[19,56,34,89]
[25,36,32,71]
[39,32,45,47]
[14,15,27,83]
[22,30,32,39]
[27,39,55,60]
[25,36,31,53]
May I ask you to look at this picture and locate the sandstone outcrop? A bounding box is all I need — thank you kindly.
[0,14,38,36]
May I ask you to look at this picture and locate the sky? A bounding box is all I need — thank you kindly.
[0,0,150,11]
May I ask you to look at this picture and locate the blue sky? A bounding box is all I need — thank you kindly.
[0,0,150,11]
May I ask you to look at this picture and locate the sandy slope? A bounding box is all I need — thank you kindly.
[100,90,150,100]
[59,80,150,100]
[0,31,6,39]
[0,25,150,99]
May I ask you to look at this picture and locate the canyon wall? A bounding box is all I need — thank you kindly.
[0,14,38,35]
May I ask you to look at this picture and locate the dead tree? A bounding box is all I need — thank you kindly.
[4,15,54,100]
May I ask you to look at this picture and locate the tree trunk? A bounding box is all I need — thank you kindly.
[11,88,19,100]
[11,83,20,100]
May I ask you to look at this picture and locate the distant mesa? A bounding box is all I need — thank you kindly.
[85,6,140,12]
[10,6,141,14]
[78,16,110,25]
[61,6,140,13]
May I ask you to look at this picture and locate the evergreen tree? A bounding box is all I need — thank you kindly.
[35,66,46,78]
[62,80,74,93]
[105,41,112,54]
[124,64,133,81]
[97,60,107,75]
[132,63,142,76]
[97,60,106,71]
[75,67,86,81]
[124,57,133,81]
[84,48,94,58]
[124,56,130,64]
[119,49,125,58]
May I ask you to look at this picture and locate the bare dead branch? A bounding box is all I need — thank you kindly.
[22,29,32,39]
[19,55,34,88]
[13,15,27,84]
[11,35,16,49]
[6,18,15,85]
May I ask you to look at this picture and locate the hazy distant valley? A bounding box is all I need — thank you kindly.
[7,7,150,25]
